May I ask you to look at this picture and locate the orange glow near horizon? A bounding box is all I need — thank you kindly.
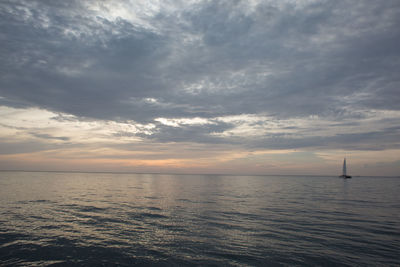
[1,147,399,176]
[0,107,399,176]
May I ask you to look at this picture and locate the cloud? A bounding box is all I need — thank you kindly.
[30,132,70,141]
[0,0,400,154]
[0,138,72,154]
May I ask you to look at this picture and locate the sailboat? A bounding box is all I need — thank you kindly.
[339,158,352,178]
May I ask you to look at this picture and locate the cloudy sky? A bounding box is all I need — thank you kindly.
[0,0,399,175]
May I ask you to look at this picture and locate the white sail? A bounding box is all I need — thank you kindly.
[342,158,347,176]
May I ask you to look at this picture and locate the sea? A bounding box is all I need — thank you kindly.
[0,171,399,266]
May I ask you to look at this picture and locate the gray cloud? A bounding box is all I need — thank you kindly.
[1,0,400,150]
[0,138,72,154]
[30,132,70,141]
[246,129,400,151]
[140,121,234,144]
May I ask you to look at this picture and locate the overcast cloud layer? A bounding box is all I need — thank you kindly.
[0,0,400,174]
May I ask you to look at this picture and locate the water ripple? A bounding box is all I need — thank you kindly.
[0,172,399,266]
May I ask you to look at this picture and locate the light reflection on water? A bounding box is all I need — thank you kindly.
[0,171,399,266]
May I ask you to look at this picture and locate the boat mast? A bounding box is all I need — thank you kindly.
[343,158,347,176]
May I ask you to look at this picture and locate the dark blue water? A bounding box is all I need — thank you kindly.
[0,171,399,266]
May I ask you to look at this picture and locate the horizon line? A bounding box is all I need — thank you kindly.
[0,169,398,178]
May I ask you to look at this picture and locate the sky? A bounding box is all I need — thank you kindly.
[0,0,399,176]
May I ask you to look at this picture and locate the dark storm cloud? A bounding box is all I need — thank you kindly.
[1,0,400,149]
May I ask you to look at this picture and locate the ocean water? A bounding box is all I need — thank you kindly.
[0,172,399,266]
